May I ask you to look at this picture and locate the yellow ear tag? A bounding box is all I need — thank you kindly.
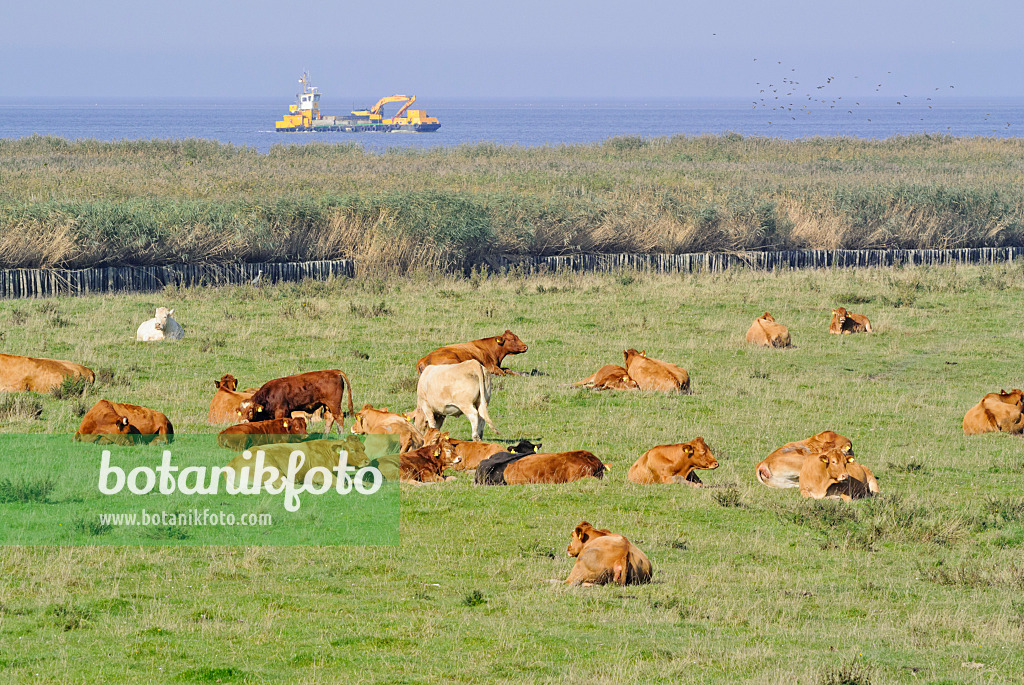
[434,449,441,457]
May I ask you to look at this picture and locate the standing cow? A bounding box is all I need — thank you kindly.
[413,360,497,441]
[238,369,354,435]
[416,330,529,376]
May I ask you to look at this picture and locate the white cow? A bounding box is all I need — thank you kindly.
[413,360,497,441]
[136,307,185,341]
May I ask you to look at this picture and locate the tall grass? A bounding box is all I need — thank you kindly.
[2,134,1024,270]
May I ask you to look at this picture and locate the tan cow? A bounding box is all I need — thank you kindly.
[755,431,853,489]
[423,427,538,470]
[564,522,653,586]
[573,364,640,391]
[0,353,95,393]
[416,330,529,376]
[75,400,173,445]
[627,437,718,486]
[622,349,690,393]
[829,307,872,334]
[963,389,1024,435]
[413,360,497,441]
[351,404,425,453]
[208,374,256,424]
[798,443,879,501]
[746,312,792,348]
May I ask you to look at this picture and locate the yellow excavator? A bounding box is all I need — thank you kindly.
[351,95,413,123]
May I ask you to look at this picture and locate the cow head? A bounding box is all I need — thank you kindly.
[806,431,853,459]
[496,330,529,354]
[432,433,460,467]
[997,389,1024,409]
[623,348,642,366]
[215,374,239,392]
[288,417,307,434]
[567,521,613,557]
[760,312,775,322]
[610,372,640,391]
[236,399,265,423]
[685,437,719,470]
[509,439,540,455]
[153,307,173,330]
[831,307,848,329]
[815,444,854,484]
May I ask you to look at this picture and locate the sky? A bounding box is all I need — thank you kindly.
[2,0,1022,100]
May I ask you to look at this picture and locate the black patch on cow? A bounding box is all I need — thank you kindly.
[474,452,530,486]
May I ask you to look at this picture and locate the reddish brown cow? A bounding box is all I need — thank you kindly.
[208,374,256,424]
[75,400,173,445]
[416,330,528,376]
[238,370,354,435]
[502,450,606,484]
[627,437,718,486]
[1,353,95,393]
[622,349,690,393]
[399,433,461,483]
[217,417,308,450]
[573,364,640,391]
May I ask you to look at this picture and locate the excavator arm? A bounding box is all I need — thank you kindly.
[352,94,412,118]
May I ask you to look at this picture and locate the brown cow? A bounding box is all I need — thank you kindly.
[503,451,605,484]
[75,400,173,445]
[829,307,872,335]
[423,427,538,470]
[963,389,1024,435]
[746,312,792,348]
[627,437,718,486]
[238,369,354,435]
[573,364,640,391]
[350,404,424,453]
[798,442,879,501]
[0,353,95,393]
[622,349,690,393]
[564,522,653,586]
[208,374,256,424]
[416,330,529,376]
[755,431,854,489]
[217,417,308,450]
[399,433,461,483]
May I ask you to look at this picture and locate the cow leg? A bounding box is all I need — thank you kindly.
[464,408,483,441]
[323,410,337,435]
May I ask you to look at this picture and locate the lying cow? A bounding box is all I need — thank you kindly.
[400,433,461,483]
[75,399,173,445]
[627,437,718,486]
[208,374,256,424]
[413,360,497,441]
[351,404,424,453]
[622,349,690,393]
[755,431,853,489]
[217,417,308,450]
[424,427,538,470]
[239,369,354,435]
[755,430,878,500]
[746,312,791,348]
[416,329,528,376]
[0,353,95,393]
[222,436,361,489]
[573,364,640,391]
[503,450,605,484]
[963,388,1024,435]
[829,307,872,335]
[136,307,185,341]
[564,522,653,586]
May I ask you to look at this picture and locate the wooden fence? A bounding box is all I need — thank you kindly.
[1,247,1022,299]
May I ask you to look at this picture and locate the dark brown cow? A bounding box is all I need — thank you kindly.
[573,364,640,391]
[1,353,95,393]
[208,374,256,424]
[829,307,872,334]
[622,349,690,393]
[502,450,605,484]
[627,437,718,486]
[217,417,308,450]
[238,370,354,435]
[416,330,528,376]
[399,433,461,483]
[75,400,173,445]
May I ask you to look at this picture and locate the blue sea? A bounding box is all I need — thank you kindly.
[1,96,1022,154]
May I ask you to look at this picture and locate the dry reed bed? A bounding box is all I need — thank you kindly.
[1,134,1023,270]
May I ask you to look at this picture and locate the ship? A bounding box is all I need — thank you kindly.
[275,72,441,133]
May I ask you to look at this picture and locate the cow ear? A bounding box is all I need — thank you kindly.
[283,420,289,429]
[168,309,174,317]
[496,337,505,345]
[257,405,264,412]
[433,448,441,457]
[683,444,694,456]
[120,417,129,426]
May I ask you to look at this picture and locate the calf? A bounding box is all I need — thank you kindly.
[573,364,640,391]
[351,404,424,453]
[963,389,1024,435]
[414,360,497,441]
[627,437,718,486]
[746,312,792,348]
[400,433,461,483]
[208,374,256,424]
[829,307,872,335]
[503,450,605,484]
[564,522,652,586]
[799,442,879,501]
[622,349,690,393]
[755,431,853,490]
[75,400,173,445]
[238,369,354,435]
[217,417,308,450]
[0,354,95,393]
[416,329,528,376]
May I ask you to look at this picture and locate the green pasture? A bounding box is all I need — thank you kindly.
[0,263,1023,683]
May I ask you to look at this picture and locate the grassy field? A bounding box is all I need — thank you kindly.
[1,263,1024,683]
[2,135,1024,269]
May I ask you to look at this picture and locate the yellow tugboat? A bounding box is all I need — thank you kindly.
[275,72,440,133]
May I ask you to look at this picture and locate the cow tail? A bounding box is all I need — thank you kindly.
[339,370,355,417]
